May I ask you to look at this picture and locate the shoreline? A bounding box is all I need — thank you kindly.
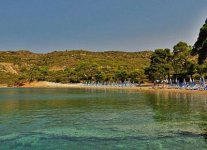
[1,81,207,95]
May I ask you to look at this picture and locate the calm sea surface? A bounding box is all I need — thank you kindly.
[0,88,206,150]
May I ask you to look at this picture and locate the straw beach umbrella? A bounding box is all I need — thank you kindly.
[202,76,205,82]
[202,76,206,87]
[165,78,168,84]
[170,79,172,85]
[183,78,186,84]
[199,77,203,84]
[189,77,192,83]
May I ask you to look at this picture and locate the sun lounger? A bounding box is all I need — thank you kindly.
[187,84,200,90]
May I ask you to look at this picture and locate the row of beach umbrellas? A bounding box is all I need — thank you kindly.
[167,76,205,85]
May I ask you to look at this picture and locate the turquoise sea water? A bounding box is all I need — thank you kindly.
[0,88,206,150]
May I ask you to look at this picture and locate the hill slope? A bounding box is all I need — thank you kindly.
[0,50,152,85]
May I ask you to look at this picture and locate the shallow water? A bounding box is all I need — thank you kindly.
[0,88,206,150]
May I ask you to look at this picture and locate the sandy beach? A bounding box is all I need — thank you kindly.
[0,81,203,95]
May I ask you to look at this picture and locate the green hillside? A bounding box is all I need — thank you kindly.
[0,50,152,85]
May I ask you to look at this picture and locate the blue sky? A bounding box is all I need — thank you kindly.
[0,0,207,52]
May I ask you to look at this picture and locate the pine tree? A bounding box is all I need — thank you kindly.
[192,18,207,64]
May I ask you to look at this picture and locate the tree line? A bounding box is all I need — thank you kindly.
[17,62,147,84]
[145,18,207,82]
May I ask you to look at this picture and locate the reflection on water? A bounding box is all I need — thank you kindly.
[0,88,206,150]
